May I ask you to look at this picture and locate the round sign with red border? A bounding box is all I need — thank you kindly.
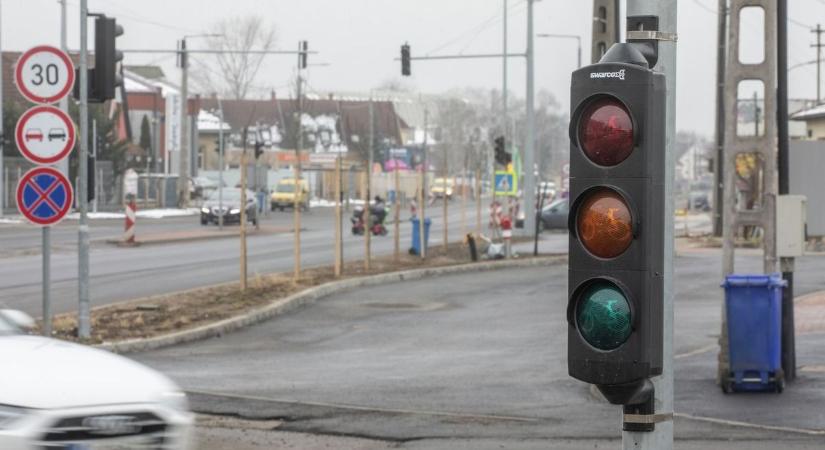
[15,105,76,165]
[16,167,74,226]
[15,45,75,104]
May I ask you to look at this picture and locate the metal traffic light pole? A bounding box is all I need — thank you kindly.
[624,1,677,449]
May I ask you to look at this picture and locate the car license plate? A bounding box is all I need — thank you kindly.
[64,436,156,450]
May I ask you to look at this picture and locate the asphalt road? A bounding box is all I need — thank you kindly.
[0,201,567,316]
[136,247,825,448]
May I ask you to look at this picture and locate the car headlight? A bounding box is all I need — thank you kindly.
[0,405,27,430]
[230,209,240,214]
[201,207,210,214]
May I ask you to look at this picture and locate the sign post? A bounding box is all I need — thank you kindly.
[13,45,75,337]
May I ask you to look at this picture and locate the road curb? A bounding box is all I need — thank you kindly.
[101,227,295,247]
[98,255,566,354]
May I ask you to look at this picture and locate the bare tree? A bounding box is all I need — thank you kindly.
[197,16,276,99]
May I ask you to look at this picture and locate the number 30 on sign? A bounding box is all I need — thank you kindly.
[15,46,75,105]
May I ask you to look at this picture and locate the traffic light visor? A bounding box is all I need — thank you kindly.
[575,281,632,351]
[578,97,634,166]
[575,188,633,259]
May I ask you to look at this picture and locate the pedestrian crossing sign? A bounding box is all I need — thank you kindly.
[494,171,517,196]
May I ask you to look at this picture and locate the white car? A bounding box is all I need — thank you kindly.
[0,310,193,450]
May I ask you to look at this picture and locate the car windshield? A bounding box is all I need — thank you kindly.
[208,189,246,202]
[276,184,296,193]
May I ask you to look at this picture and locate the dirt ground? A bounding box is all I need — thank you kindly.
[47,238,542,344]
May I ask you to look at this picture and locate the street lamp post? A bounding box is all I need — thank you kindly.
[537,33,582,68]
[177,33,221,208]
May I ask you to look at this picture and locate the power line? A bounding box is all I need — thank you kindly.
[425,0,527,56]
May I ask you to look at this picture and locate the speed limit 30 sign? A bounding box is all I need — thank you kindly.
[15,46,75,104]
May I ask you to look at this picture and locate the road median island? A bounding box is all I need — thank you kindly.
[44,242,566,353]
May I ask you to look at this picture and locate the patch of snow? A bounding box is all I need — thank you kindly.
[0,217,23,225]
[66,208,200,220]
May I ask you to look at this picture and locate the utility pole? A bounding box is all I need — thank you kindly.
[177,38,189,207]
[523,0,538,236]
[813,24,824,104]
[713,0,727,237]
[78,0,91,339]
[240,128,248,291]
[777,0,796,383]
[625,1,677,448]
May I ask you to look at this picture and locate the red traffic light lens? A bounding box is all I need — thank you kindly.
[576,189,633,259]
[578,97,634,166]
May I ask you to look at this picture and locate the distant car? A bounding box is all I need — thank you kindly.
[24,128,43,142]
[47,128,67,142]
[538,181,557,201]
[271,178,310,211]
[201,188,258,226]
[0,309,193,449]
[430,178,455,200]
[540,198,569,231]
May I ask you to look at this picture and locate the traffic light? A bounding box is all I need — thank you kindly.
[493,136,511,167]
[94,15,124,101]
[299,40,308,69]
[566,41,666,421]
[253,126,264,160]
[401,44,411,76]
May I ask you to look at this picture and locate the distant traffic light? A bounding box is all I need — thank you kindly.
[254,127,264,160]
[94,15,123,101]
[299,40,309,69]
[567,42,666,423]
[401,44,411,76]
[493,136,511,167]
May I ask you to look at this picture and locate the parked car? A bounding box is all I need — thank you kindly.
[540,198,569,231]
[200,188,258,226]
[270,178,310,211]
[0,309,193,449]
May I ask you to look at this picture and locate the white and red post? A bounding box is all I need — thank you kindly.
[123,198,136,244]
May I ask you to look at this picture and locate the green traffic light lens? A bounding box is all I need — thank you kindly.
[576,281,632,351]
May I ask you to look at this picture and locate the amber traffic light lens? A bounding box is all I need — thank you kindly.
[578,97,634,166]
[576,189,633,258]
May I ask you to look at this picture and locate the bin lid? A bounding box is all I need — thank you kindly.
[722,273,787,288]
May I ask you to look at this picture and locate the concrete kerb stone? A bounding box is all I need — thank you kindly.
[98,255,567,354]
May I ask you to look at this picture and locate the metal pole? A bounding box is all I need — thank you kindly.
[624,1,676,448]
[42,228,51,336]
[503,0,509,143]
[0,0,4,217]
[523,0,537,236]
[218,97,225,230]
[240,138,248,292]
[92,119,98,213]
[335,156,343,276]
[420,109,428,259]
[57,0,69,177]
[443,148,449,252]
[777,0,796,383]
[713,0,727,237]
[294,61,303,281]
[78,0,91,339]
[394,165,401,262]
[815,24,822,104]
[365,99,373,271]
[177,38,190,207]
[476,168,482,234]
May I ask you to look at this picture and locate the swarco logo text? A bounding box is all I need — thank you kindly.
[590,69,626,81]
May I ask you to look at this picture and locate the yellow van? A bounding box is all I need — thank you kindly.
[271,178,310,211]
[430,177,455,200]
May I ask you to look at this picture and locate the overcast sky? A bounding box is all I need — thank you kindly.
[5,0,825,136]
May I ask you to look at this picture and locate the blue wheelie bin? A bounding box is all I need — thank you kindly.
[410,218,431,255]
[721,273,787,393]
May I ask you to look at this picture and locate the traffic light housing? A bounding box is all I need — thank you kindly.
[94,15,124,101]
[401,44,411,76]
[493,136,511,167]
[566,42,666,412]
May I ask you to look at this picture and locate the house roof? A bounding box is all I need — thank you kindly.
[124,65,166,80]
[791,103,825,121]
